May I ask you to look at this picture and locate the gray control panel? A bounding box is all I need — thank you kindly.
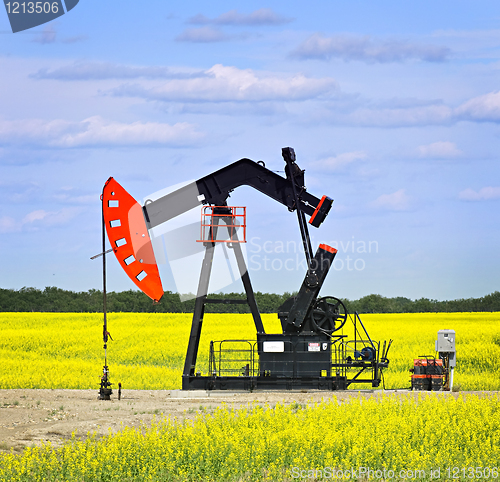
[436,329,456,367]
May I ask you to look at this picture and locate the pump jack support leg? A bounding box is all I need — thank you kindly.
[182,221,219,387]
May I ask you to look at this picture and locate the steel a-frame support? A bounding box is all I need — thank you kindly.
[182,207,263,388]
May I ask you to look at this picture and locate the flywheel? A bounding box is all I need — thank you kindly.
[309,296,347,335]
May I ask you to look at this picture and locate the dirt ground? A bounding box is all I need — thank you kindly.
[0,388,483,453]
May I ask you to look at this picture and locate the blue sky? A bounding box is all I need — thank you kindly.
[0,0,499,301]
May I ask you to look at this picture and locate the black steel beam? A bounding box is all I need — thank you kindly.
[144,158,332,229]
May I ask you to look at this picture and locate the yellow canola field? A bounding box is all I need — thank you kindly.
[0,312,499,390]
[1,394,499,481]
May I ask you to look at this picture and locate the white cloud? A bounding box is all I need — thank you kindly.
[417,141,463,158]
[325,91,500,128]
[456,91,500,122]
[32,62,206,80]
[371,189,410,211]
[309,88,500,127]
[22,208,80,228]
[0,116,205,148]
[23,210,50,223]
[175,27,235,43]
[53,193,97,204]
[459,187,500,201]
[318,89,500,127]
[52,187,98,205]
[55,117,204,148]
[0,118,73,144]
[188,8,292,26]
[291,34,450,63]
[312,151,367,172]
[112,64,338,103]
[338,104,454,127]
[173,100,289,116]
[0,208,80,233]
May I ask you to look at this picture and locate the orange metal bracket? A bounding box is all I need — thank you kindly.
[102,177,164,302]
[197,206,247,243]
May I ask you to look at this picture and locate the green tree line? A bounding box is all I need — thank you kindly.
[0,287,499,313]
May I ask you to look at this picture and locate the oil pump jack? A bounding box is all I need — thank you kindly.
[101,147,391,391]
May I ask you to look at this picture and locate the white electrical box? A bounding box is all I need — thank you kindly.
[436,329,456,352]
[436,329,456,368]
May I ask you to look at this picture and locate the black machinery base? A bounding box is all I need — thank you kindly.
[183,375,349,391]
